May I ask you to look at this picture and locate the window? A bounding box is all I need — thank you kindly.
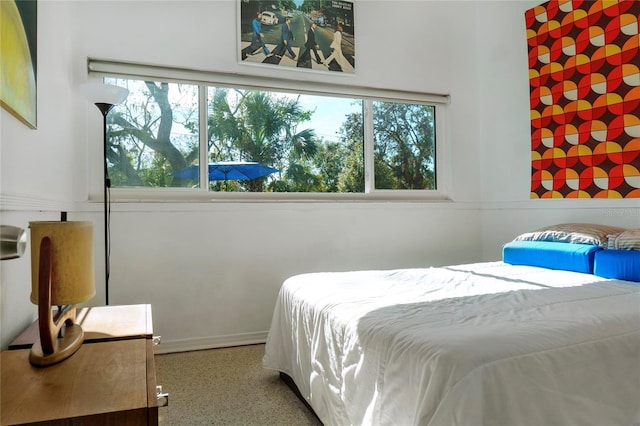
[94,60,448,200]
[373,101,436,190]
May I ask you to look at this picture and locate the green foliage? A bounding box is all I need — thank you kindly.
[373,101,436,190]
[337,112,364,192]
[206,88,319,192]
[314,141,347,192]
[107,80,198,188]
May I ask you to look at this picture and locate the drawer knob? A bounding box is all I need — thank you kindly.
[156,385,169,407]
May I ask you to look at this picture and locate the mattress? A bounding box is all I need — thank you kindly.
[263,262,640,425]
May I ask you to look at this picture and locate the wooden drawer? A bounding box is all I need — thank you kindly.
[1,339,158,425]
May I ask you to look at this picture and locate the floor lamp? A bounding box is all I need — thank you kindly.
[84,83,129,305]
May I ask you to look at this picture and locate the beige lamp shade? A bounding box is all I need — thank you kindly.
[29,221,96,305]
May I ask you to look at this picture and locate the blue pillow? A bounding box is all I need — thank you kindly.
[593,250,640,282]
[503,241,601,274]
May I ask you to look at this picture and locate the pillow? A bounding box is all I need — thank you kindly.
[606,229,640,251]
[593,249,640,282]
[513,223,626,247]
[503,240,602,274]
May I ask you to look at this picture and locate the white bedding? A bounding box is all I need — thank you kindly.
[263,262,640,425]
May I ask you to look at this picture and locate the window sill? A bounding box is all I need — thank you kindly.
[94,188,453,204]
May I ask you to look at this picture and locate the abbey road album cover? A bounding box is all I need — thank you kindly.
[239,0,355,74]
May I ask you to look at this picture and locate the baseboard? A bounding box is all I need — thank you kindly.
[153,331,268,354]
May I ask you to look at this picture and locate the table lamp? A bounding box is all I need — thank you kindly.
[29,221,95,366]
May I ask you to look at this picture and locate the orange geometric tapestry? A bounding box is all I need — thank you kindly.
[526,0,640,198]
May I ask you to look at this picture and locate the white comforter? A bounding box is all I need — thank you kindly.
[263,262,640,426]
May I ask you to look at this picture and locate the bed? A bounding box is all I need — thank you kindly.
[263,224,640,425]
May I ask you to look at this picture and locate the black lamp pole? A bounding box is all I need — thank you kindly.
[94,102,115,305]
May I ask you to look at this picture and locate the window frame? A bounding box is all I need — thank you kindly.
[87,58,451,202]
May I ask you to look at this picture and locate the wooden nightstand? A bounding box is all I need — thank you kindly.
[1,304,161,425]
[8,304,153,350]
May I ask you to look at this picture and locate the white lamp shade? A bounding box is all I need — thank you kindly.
[29,221,96,305]
[83,83,129,105]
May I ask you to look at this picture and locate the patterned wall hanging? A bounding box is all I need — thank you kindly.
[526,0,640,198]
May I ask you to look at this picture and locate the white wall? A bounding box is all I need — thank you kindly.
[2,1,638,351]
[66,0,488,352]
[0,1,84,347]
[469,1,640,260]
[97,202,479,351]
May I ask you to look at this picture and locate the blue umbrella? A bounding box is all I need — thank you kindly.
[171,161,279,181]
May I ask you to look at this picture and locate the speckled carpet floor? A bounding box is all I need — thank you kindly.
[155,344,322,425]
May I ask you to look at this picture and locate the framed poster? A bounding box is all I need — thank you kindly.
[0,0,37,128]
[239,0,355,74]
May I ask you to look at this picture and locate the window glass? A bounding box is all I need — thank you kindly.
[104,78,199,188]
[373,101,436,190]
[204,87,363,192]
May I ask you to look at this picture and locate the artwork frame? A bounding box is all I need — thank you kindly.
[1,0,37,129]
[238,0,355,75]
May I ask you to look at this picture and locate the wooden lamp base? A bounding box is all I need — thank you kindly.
[29,307,84,367]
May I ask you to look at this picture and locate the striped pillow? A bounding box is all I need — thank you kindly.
[514,223,627,247]
[606,229,640,251]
